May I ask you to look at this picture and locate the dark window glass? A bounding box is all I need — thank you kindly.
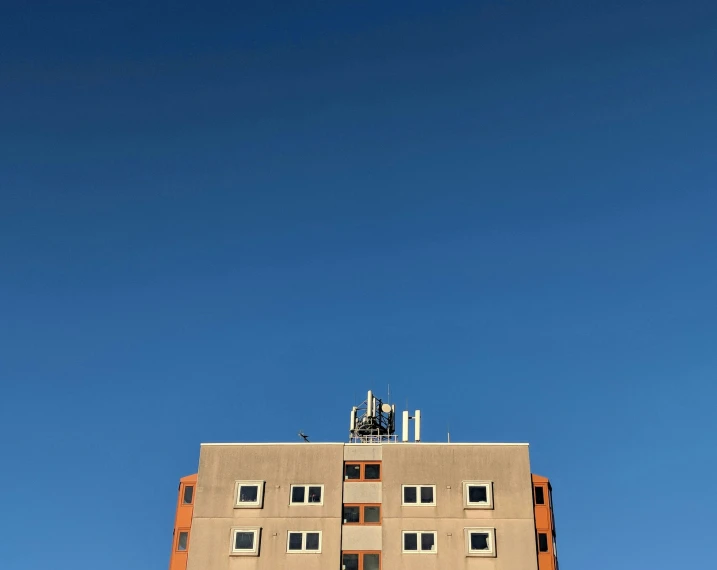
[343,506,360,523]
[239,485,258,503]
[404,486,417,503]
[235,532,255,550]
[182,485,194,504]
[291,486,305,503]
[345,464,361,479]
[420,486,434,503]
[468,485,488,503]
[308,486,322,503]
[342,553,359,570]
[177,531,188,551]
[538,533,549,552]
[535,486,545,505]
[288,532,303,551]
[364,506,380,523]
[421,532,435,551]
[305,532,320,551]
[364,464,381,480]
[470,532,489,551]
[404,532,418,551]
[364,553,380,570]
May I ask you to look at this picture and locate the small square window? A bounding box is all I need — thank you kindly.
[403,486,417,504]
[344,506,360,523]
[182,485,194,505]
[234,481,264,508]
[235,532,254,550]
[402,485,436,505]
[463,481,493,509]
[345,464,361,479]
[538,532,549,552]
[535,486,545,505]
[306,532,320,551]
[469,486,487,503]
[231,528,260,556]
[402,531,437,553]
[364,463,381,480]
[421,532,435,551]
[292,486,305,503]
[308,486,322,503]
[465,527,496,558]
[290,485,324,505]
[288,532,302,551]
[364,506,380,523]
[363,553,380,570]
[177,531,189,551]
[342,553,359,570]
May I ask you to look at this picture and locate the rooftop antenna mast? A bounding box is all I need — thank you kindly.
[298,431,310,442]
[349,389,396,443]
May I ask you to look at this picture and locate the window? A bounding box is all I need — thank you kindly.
[538,532,549,552]
[286,531,322,553]
[344,462,381,481]
[342,551,381,570]
[402,531,437,553]
[230,527,260,556]
[464,527,496,558]
[182,485,194,505]
[402,485,436,505]
[463,481,494,509]
[343,504,381,525]
[290,484,324,505]
[234,481,264,508]
[176,530,189,551]
[535,486,545,505]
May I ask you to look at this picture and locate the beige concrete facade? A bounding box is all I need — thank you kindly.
[188,444,344,570]
[186,442,538,570]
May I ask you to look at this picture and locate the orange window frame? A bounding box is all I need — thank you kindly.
[534,485,546,505]
[180,483,195,506]
[341,550,382,570]
[175,528,190,551]
[344,461,382,482]
[342,503,382,525]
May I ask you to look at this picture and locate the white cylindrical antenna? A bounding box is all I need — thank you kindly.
[367,390,374,417]
[402,410,409,442]
[350,407,357,431]
[415,410,421,442]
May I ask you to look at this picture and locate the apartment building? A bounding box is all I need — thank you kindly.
[168,392,559,570]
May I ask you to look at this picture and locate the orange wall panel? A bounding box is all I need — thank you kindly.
[169,475,197,570]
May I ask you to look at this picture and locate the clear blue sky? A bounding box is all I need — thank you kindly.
[1,1,716,568]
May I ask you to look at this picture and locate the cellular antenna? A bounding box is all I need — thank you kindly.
[349,389,396,443]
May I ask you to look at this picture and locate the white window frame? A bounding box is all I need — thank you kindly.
[286,530,322,553]
[402,530,438,553]
[234,480,265,508]
[230,527,261,556]
[462,480,494,509]
[401,484,436,506]
[464,527,496,558]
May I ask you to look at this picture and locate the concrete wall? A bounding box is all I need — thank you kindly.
[381,444,538,570]
[187,444,344,570]
[186,442,538,570]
